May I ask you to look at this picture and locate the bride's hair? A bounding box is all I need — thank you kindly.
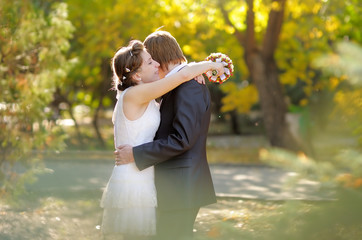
[112,40,144,91]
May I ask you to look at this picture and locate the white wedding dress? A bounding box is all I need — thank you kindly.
[100,88,160,236]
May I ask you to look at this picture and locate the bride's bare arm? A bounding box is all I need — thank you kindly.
[126,61,224,105]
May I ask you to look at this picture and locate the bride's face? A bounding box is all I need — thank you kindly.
[138,50,160,84]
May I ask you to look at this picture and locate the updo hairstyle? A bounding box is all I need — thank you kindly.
[112,40,144,91]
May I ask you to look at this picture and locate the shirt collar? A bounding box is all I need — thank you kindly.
[165,63,187,78]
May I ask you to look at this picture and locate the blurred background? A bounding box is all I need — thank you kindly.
[0,0,361,239]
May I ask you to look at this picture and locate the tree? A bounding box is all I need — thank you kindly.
[62,0,162,148]
[0,1,74,198]
[190,0,360,151]
[215,0,299,150]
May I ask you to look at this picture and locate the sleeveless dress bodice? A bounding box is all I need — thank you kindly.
[113,89,160,148]
[100,88,160,235]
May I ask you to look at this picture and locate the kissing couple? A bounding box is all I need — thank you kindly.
[101,30,224,240]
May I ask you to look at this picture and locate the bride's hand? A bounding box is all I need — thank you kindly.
[211,62,225,77]
[194,75,205,85]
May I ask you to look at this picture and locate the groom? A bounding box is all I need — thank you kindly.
[115,30,216,240]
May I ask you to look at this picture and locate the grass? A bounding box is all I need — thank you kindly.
[0,193,103,240]
[207,147,261,164]
[3,193,362,239]
[0,192,285,240]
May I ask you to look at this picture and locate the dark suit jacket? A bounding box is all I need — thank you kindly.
[133,80,216,210]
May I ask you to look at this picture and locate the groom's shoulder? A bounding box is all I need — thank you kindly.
[175,80,204,96]
[173,81,207,103]
[179,79,207,90]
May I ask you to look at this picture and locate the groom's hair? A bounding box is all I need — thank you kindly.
[144,31,187,72]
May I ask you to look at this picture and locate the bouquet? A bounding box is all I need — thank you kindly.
[205,53,234,84]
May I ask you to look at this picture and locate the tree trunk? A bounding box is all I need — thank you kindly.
[230,110,241,134]
[247,0,300,150]
[250,52,299,149]
[51,88,84,147]
[67,104,84,148]
[91,58,112,149]
[92,102,105,148]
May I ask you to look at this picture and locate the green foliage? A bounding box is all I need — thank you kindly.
[65,0,247,115]
[277,0,361,132]
[220,82,259,113]
[259,148,362,240]
[0,1,74,199]
[277,0,340,105]
[315,41,362,86]
[314,41,362,144]
[65,0,162,109]
[199,0,359,117]
[253,40,362,240]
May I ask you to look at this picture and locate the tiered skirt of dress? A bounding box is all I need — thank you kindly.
[100,163,157,236]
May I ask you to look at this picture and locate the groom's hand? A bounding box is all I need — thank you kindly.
[114,144,135,165]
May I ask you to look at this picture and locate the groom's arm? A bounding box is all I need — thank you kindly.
[133,81,208,171]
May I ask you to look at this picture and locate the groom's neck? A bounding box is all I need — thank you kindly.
[159,62,181,79]
[166,62,181,74]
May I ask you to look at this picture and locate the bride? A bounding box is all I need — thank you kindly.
[100,40,224,239]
